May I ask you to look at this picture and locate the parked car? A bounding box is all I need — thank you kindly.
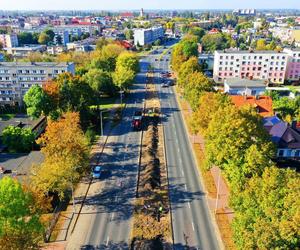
[92,166,102,179]
[162,82,169,88]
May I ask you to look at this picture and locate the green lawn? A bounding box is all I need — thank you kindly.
[0,113,16,120]
[89,97,118,111]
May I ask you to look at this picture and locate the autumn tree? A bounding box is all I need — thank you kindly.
[0,177,44,249]
[256,39,267,51]
[189,92,231,135]
[205,105,275,189]
[32,112,89,197]
[183,71,213,111]
[171,42,187,73]
[113,66,135,90]
[177,56,201,88]
[231,167,300,250]
[115,51,139,73]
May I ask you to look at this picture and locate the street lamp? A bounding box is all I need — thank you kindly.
[100,109,108,136]
[119,90,124,105]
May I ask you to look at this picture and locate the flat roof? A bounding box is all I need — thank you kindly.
[0,62,73,67]
[216,49,285,54]
[225,78,267,87]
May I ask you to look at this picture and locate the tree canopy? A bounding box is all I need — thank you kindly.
[0,177,43,249]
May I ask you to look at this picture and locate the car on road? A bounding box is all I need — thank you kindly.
[162,82,169,88]
[92,166,102,179]
[160,58,163,61]
[155,58,158,61]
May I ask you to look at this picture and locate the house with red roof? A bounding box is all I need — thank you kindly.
[230,95,274,117]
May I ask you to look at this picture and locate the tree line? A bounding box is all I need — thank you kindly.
[171,41,300,249]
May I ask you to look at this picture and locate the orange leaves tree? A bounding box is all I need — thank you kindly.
[31,112,89,198]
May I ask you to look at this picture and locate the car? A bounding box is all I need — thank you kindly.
[162,82,169,88]
[155,58,158,61]
[92,166,102,179]
[167,80,174,86]
[166,58,169,61]
[160,58,163,61]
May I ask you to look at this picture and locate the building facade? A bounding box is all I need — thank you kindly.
[214,50,288,84]
[283,48,300,82]
[0,34,18,48]
[0,62,75,105]
[134,26,164,46]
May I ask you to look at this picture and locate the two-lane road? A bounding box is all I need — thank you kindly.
[147,46,220,250]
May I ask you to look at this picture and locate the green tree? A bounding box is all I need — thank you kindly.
[205,105,275,189]
[2,126,35,153]
[171,43,187,73]
[231,167,300,250]
[83,68,115,96]
[188,27,205,42]
[124,29,134,40]
[201,33,231,53]
[23,85,52,118]
[113,66,135,90]
[17,32,39,45]
[115,51,139,73]
[183,71,214,111]
[181,40,198,58]
[38,29,55,45]
[177,56,201,87]
[0,177,44,249]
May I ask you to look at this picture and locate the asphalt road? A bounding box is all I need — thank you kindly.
[146,45,220,250]
[67,65,147,249]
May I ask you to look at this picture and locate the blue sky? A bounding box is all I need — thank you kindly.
[1,0,299,10]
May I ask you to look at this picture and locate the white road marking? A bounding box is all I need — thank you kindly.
[188,202,191,209]
[111,213,114,220]
[106,236,110,246]
[181,169,184,176]
[192,222,195,231]
[178,148,180,153]
[184,184,187,191]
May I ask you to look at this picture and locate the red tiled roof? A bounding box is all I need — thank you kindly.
[120,12,134,17]
[230,95,274,117]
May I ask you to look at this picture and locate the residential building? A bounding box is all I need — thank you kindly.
[232,9,256,16]
[0,34,18,48]
[47,46,66,55]
[214,50,288,84]
[134,26,164,46]
[283,48,300,82]
[230,95,273,117]
[263,116,300,159]
[53,29,70,45]
[4,45,46,57]
[0,62,75,105]
[224,78,267,96]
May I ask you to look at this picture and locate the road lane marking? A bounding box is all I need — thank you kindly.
[184,184,187,191]
[106,236,109,246]
[111,213,114,220]
[188,202,191,209]
[192,222,195,231]
[181,169,184,176]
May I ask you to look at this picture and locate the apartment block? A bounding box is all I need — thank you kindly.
[53,29,70,45]
[214,50,288,84]
[283,48,300,82]
[0,62,75,105]
[0,34,19,48]
[134,26,164,46]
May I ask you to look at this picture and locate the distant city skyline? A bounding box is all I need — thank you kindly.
[1,0,300,11]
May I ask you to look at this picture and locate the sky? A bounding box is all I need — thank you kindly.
[1,0,299,10]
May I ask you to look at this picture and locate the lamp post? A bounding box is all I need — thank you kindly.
[119,90,124,105]
[100,110,108,136]
[214,169,221,214]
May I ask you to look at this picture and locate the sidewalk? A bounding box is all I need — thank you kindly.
[42,103,120,249]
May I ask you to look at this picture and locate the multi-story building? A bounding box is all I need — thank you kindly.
[53,29,70,45]
[0,62,75,105]
[134,26,164,46]
[4,45,46,57]
[0,34,18,48]
[213,50,288,84]
[284,48,300,82]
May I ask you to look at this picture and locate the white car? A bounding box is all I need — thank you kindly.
[92,166,102,179]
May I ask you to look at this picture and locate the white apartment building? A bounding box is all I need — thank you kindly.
[134,26,164,46]
[284,48,300,82]
[213,50,288,84]
[0,34,19,48]
[53,29,70,45]
[0,62,75,105]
